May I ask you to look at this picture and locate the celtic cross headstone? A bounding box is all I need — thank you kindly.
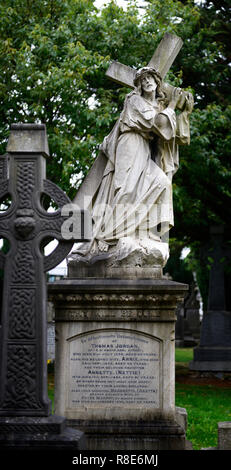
[0,123,91,449]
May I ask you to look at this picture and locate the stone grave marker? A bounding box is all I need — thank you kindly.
[0,123,91,449]
[190,225,231,372]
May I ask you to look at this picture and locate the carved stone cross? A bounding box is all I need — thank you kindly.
[0,124,91,444]
[74,33,185,208]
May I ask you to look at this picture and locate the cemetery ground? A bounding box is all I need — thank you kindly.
[47,349,231,451]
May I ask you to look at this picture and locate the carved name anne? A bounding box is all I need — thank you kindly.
[68,331,161,409]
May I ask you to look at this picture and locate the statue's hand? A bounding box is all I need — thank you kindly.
[185,92,194,114]
[168,87,182,110]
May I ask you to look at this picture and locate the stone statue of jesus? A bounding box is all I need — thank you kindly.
[75,66,193,268]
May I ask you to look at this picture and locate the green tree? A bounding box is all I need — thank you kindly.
[0,0,112,196]
[166,0,231,306]
[0,0,197,196]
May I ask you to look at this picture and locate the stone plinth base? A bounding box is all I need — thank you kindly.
[49,278,188,450]
[0,415,85,450]
[67,418,185,450]
[68,238,169,280]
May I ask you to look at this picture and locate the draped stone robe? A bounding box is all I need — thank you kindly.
[81,90,190,253]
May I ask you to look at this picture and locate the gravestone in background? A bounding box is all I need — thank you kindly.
[47,301,55,361]
[190,225,231,372]
[176,281,201,348]
[0,124,91,449]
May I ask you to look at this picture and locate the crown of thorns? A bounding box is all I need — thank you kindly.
[133,67,162,87]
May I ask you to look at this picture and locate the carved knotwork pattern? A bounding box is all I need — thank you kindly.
[0,156,7,181]
[11,243,35,284]
[3,345,39,409]
[0,180,9,199]
[9,288,35,339]
[40,217,63,233]
[0,220,9,232]
[0,160,4,180]
[0,423,60,434]
[17,162,35,208]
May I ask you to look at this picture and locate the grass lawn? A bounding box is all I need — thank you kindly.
[47,348,231,450]
[176,383,231,449]
[48,372,54,413]
[175,347,194,364]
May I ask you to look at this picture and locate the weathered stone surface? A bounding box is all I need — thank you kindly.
[67,418,186,451]
[106,61,136,88]
[68,237,169,279]
[0,416,85,449]
[72,152,107,209]
[105,32,186,109]
[0,123,91,449]
[49,278,188,322]
[176,281,201,347]
[148,33,183,79]
[190,225,231,372]
[7,123,50,155]
[73,33,193,275]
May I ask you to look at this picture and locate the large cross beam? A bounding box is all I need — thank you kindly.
[106,33,186,109]
[106,33,184,104]
[74,33,186,208]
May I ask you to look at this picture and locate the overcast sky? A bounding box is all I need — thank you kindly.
[94,0,130,8]
[94,0,205,7]
[94,0,148,10]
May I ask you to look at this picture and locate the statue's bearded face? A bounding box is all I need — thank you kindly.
[141,73,157,94]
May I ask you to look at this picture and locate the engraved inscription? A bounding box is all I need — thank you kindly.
[68,331,161,408]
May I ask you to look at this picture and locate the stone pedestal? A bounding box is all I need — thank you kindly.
[49,277,188,450]
[0,415,85,449]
